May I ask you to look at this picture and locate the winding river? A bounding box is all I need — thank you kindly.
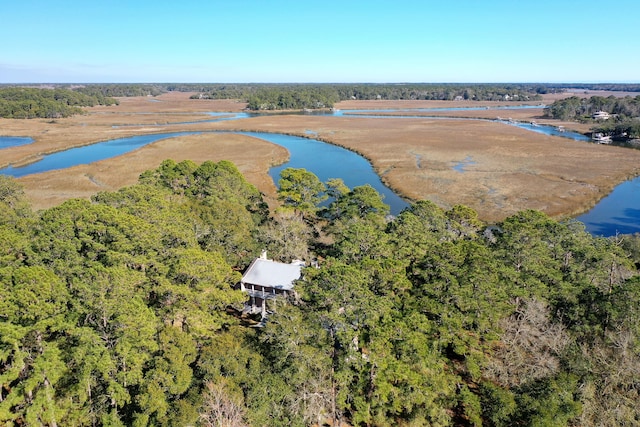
[1,132,199,178]
[0,108,636,236]
[240,132,408,214]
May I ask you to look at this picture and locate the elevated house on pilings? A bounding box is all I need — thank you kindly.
[240,251,304,320]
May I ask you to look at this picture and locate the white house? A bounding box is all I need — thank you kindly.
[592,111,610,120]
[240,251,304,319]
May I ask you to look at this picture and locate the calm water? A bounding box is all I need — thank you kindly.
[326,108,590,142]
[1,108,638,235]
[0,130,408,215]
[576,179,640,236]
[506,121,591,142]
[240,132,409,215]
[0,132,197,177]
[0,136,33,149]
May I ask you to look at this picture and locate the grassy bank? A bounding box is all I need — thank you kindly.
[3,92,640,221]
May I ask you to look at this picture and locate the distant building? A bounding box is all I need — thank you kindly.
[240,251,304,319]
[592,132,612,144]
[592,111,610,120]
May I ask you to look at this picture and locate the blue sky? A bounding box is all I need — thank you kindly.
[2,0,638,83]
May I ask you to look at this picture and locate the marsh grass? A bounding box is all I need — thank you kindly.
[4,92,640,220]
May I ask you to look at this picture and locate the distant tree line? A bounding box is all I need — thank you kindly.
[537,83,640,93]
[190,83,545,110]
[177,84,254,99]
[544,95,640,120]
[74,84,165,98]
[330,83,543,102]
[0,87,118,119]
[3,83,638,116]
[544,95,640,139]
[245,86,341,110]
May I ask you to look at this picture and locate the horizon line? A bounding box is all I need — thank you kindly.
[2,81,640,86]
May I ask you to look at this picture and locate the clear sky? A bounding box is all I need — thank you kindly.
[2,0,638,83]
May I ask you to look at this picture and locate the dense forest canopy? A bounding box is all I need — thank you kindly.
[73,84,165,98]
[2,159,640,426]
[545,95,640,139]
[0,87,118,119]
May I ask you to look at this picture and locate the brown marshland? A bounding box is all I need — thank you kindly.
[2,91,639,222]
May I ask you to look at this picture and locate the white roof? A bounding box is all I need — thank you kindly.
[241,258,303,290]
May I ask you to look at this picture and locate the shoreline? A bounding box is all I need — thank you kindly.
[3,92,640,222]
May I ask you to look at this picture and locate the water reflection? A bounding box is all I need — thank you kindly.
[576,179,640,236]
[503,121,590,142]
